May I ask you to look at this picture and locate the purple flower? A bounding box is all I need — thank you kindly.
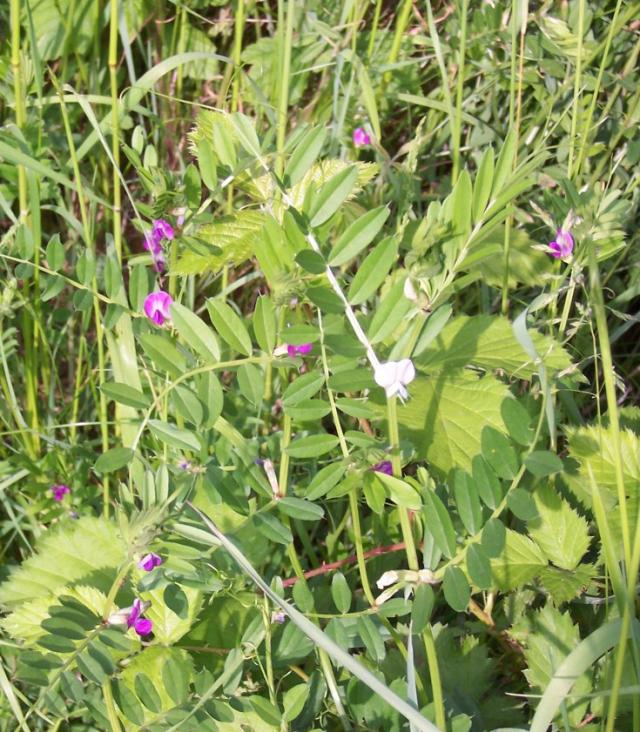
[272,610,286,624]
[286,343,313,357]
[138,553,163,572]
[51,484,70,501]
[353,127,371,148]
[372,461,393,476]
[126,599,153,636]
[144,291,173,326]
[151,219,174,243]
[548,229,574,259]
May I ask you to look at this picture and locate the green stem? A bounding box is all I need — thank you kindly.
[366,0,384,60]
[109,0,122,263]
[452,0,468,184]
[383,0,413,89]
[566,0,585,180]
[276,0,294,178]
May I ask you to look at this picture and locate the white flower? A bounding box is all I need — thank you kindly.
[376,570,400,590]
[403,277,418,302]
[374,359,416,399]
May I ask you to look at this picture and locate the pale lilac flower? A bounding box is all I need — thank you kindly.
[353,127,371,147]
[144,291,173,326]
[372,461,393,476]
[272,610,286,624]
[548,229,574,259]
[138,553,163,572]
[51,484,70,502]
[126,599,153,636]
[374,359,416,400]
[287,343,313,357]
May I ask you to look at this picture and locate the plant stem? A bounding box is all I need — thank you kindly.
[452,0,468,184]
[276,0,294,178]
[109,0,122,263]
[567,0,585,180]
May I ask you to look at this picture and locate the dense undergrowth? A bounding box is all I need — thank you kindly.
[0,1,639,730]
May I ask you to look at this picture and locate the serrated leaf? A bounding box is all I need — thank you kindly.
[422,490,456,558]
[206,299,252,356]
[328,206,390,267]
[491,529,547,590]
[170,302,220,362]
[308,166,359,227]
[347,236,398,305]
[442,566,470,612]
[528,484,590,570]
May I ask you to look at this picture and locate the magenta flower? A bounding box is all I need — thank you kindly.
[548,229,574,259]
[151,219,174,243]
[353,127,371,148]
[287,343,313,357]
[144,291,173,326]
[372,461,393,476]
[138,553,163,572]
[126,599,153,636]
[51,484,70,501]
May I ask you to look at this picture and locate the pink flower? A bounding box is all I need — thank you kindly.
[138,553,163,572]
[353,127,371,148]
[144,291,173,326]
[548,229,574,259]
[51,484,70,501]
[152,219,174,243]
[126,599,153,636]
[372,461,393,476]
[286,343,313,357]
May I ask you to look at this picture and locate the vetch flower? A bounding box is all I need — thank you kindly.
[138,553,163,572]
[151,219,174,243]
[372,461,393,476]
[51,484,70,502]
[548,229,574,259]
[353,127,371,147]
[126,599,153,636]
[376,570,400,590]
[374,359,416,400]
[144,291,173,326]
[271,610,286,624]
[286,343,313,357]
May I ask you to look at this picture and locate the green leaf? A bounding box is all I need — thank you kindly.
[170,302,220,362]
[422,490,456,558]
[471,455,502,509]
[138,332,188,378]
[285,127,327,187]
[413,304,453,357]
[282,372,325,407]
[347,236,398,305]
[102,382,151,410]
[389,373,510,475]
[206,300,252,356]
[525,451,564,477]
[287,434,339,458]
[309,166,359,227]
[442,566,471,612]
[237,363,264,406]
[501,397,534,447]
[481,427,519,480]
[466,544,492,590]
[94,447,134,474]
[149,420,202,452]
[491,529,547,590]
[507,488,538,520]
[254,512,293,545]
[197,137,218,191]
[184,163,202,209]
[328,206,390,267]
[172,384,204,426]
[453,470,483,535]
[134,672,162,712]
[306,462,346,500]
[481,517,506,557]
[374,473,422,510]
[37,634,77,653]
[411,585,435,634]
[472,147,494,222]
[355,61,381,139]
[357,616,386,662]
[328,368,376,393]
[46,235,65,271]
[230,112,262,157]
[415,315,573,379]
[113,681,145,725]
[76,649,107,684]
[331,572,352,614]
[368,278,412,344]
[287,399,332,422]
[253,295,276,353]
[249,695,283,726]
[528,484,590,570]
[277,497,324,521]
[491,128,517,198]
[283,683,308,722]
[295,249,326,274]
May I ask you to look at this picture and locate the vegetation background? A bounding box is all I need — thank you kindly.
[0,0,639,730]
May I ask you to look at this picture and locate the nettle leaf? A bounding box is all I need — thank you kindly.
[386,372,509,475]
[539,564,595,604]
[415,315,574,379]
[513,605,592,728]
[527,484,590,571]
[491,529,547,590]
